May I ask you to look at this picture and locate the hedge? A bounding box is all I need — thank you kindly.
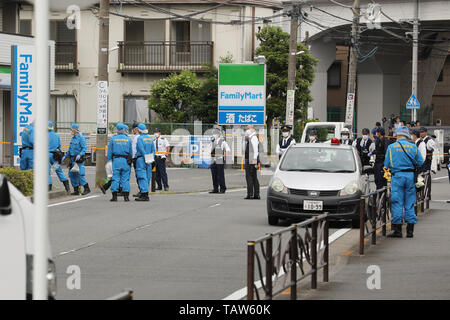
[0,167,34,196]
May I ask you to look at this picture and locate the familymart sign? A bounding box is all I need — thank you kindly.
[218,64,266,125]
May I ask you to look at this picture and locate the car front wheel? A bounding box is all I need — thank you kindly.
[268,216,279,226]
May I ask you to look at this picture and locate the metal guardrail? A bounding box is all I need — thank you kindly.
[247,213,329,300]
[359,187,390,255]
[105,289,134,300]
[359,171,432,255]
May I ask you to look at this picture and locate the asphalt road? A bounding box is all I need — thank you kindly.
[48,168,352,300]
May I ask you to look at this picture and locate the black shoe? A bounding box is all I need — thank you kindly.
[219,190,226,194]
[48,184,52,191]
[406,223,414,238]
[244,195,253,200]
[164,187,169,191]
[71,187,80,196]
[253,195,261,200]
[82,184,91,196]
[110,192,118,202]
[388,224,402,238]
[123,192,130,202]
[63,180,71,193]
[101,180,111,194]
[209,190,219,194]
[135,193,149,201]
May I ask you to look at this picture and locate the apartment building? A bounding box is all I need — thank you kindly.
[19,0,282,128]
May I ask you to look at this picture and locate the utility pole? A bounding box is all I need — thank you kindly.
[95,0,110,186]
[285,0,301,131]
[411,0,419,123]
[345,0,360,132]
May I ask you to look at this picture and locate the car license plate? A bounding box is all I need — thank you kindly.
[303,200,323,211]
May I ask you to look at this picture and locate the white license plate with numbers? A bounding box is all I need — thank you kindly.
[303,200,323,211]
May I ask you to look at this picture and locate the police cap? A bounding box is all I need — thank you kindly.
[362,128,370,135]
[376,127,385,135]
[281,125,292,132]
[419,126,427,133]
[410,129,420,137]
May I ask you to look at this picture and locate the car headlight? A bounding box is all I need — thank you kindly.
[271,178,288,194]
[339,181,360,196]
[26,255,57,299]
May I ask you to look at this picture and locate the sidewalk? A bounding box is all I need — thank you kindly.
[288,173,450,300]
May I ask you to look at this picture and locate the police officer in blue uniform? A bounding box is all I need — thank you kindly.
[62,123,90,195]
[48,121,70,193]
[384,126,424,238]
[20,123,34,170]
[107,123,133,202]
[135,123,155,201]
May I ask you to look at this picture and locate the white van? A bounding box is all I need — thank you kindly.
[0,175,56,300]
[301,122,350,143]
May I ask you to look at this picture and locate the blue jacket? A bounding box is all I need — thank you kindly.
[384,138,424,173]
[21,124,34,148]
[107,133,132,161]
[49,131,62,152]
[136,134,155,158]
[68,133,87,157]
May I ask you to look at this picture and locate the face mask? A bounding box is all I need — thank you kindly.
[362,135,369,141]
[342,135,348,140]
[309,136,315,141]
[245,130,252,137]
[154,133,160,138]
[282,132,289,138]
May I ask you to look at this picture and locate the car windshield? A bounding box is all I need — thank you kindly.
[280,147,356,172]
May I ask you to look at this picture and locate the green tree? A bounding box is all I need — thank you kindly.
[149,70,201,123]
[193,65,218,124]
[255,25,317,132]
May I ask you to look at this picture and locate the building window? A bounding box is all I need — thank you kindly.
[327,106,345,122]
[50,95,76,131]
[327,61,342,88]
[124,96,150,123]
[19,20,32,36]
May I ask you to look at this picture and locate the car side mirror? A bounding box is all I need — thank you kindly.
[0,174,12,216]
[363,165,374,175]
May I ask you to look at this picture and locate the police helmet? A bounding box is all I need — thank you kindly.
[71,123,79,132]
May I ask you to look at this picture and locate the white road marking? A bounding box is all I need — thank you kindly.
[209,203,221,208]
[222,227,352,300]
[433,176,448,181]
[48,195,100,207]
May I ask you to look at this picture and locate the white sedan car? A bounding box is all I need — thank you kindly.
[267,141,372,227]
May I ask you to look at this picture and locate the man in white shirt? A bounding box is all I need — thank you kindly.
[153,128,170,191]
[243,125,260,200]
[419,127,436,198]
[209,129,231,194]
[411,129,426,162]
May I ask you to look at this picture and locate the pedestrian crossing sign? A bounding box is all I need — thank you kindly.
[406,93,420,109]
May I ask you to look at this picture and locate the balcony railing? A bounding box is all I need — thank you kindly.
[118,41,213,73]
[55,42,78,74]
